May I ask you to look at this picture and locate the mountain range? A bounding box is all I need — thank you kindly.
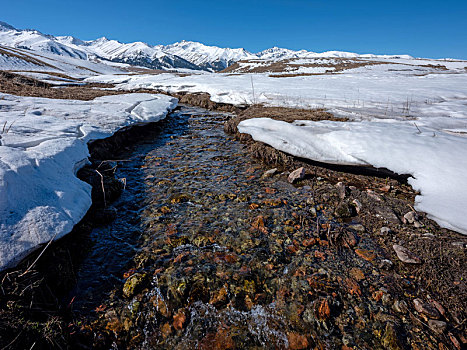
[0,21,413,72]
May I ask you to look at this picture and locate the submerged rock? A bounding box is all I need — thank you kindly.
[428,320,447,334]
[122,273,147,298]
[380,226,392,235]
[381,323,403,350]
[392,300,408,314]
[287,332,309,350]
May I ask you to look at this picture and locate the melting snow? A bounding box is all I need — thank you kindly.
[238,118,467,235]
[0,93,177,270]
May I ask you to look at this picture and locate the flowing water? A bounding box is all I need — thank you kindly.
[70,106,389,349]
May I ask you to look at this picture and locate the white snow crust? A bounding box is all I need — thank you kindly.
[0,93,177,270]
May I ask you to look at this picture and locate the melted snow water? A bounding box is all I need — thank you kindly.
[70,106,357,349]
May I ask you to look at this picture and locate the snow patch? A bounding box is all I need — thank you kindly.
[238,118,467,235]
[0,93,177,270]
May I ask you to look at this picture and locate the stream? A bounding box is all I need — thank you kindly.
[69,106,409,349]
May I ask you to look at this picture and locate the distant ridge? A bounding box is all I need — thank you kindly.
[0,20,413,72]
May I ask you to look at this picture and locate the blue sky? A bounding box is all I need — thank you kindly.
[3,0,467,58]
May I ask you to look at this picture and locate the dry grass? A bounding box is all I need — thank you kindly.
[6,70,82,81]
[221,57,453,78]
[221,57,385,76]
[0,71,123,100]
[224,104,346,135]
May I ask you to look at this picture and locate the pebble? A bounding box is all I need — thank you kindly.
[336,182,347,200]
[349,224,365,232]
[352,199,362,213]
[393,300,408,314]
[393,244,422,264]
[287,332,309,350]
[366,189,381,201]
[380,226,392,235]
[382,293,392,306]
[428,320,447,334]
[403,211,417,224]
[448,333,461,350]
[413,298,441,319]
[355,249,376,262]
[379,259,394,270]
[335,201,353,218]
[430,299,446,316]
[288,167,306,183]
[379,184,391,192]
[262,168,278,178]
[122,273,147,298]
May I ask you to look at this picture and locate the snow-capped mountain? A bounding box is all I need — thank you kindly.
[0,21,414,72]
[0,21,88,60]
[163,40,257,71]
[57,36,200,71]
[0,21,16,31]
[257,47,306,60]
[0,22,199,71]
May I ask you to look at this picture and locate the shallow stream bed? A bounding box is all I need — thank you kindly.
[69,106,458,350]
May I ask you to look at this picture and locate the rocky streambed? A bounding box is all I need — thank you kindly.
[1,105,465,349]
[66,106,465,349]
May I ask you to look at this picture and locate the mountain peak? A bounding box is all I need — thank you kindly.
[56,35,85,46]
[93,36,110,44]
[0,21,17,31]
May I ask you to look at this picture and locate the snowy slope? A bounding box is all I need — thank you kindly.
[0,93,178,270]
[0,44,125,78]
[0,22,198,71]
[0,21,88,59]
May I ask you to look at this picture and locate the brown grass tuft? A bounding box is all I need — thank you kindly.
[224,104,345,135]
